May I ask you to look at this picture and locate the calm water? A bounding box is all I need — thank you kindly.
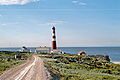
[0,47,120,62]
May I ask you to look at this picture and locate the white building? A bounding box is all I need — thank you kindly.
[35,46,49,53]
[20,46,31,53]
[51,49,62,54]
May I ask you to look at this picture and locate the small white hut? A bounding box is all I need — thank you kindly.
[35,46,49,53]
[20,46,31,53]
[51,49,62,54]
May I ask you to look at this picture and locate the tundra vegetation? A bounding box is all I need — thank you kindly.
[43,54,120,80]
[0,51,32,75]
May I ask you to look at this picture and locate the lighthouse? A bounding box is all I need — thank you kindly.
[51,26,57,52]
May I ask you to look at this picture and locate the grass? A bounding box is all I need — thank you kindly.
[0,51,33,75]
[43,54,120,80]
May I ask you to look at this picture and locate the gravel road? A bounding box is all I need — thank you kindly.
[0,55,50,80]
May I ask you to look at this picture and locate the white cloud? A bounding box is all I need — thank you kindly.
[1,22,19,26]
[0,14,3,17]
[39,21,66,26]
[0,0,39,5]
[47,21,66,25]
[72,0,87,6]
[79,2,87,6]
[72,1,78,4]
[1,23,7,26]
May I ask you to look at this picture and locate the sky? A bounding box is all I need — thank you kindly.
[0,0,120,47]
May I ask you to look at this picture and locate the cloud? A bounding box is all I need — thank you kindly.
[47,21,66,25]
[0,0,39,5]
[0,14,3,17]
[1,22,19,26]
[72,1,78,4]
[1,23,7,26]
[79,2,87,6]
[39,21,66,26]
[72,0,87,6]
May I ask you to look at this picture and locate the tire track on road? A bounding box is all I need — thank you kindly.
[14,56,36,80]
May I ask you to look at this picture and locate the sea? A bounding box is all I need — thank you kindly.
[0,47,120,62]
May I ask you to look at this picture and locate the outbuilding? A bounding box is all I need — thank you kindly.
[35,46,49,53]
[78,51,86,55]
[15,54,21,59]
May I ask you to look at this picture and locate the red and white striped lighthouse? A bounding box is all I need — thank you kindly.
[51,26,57,52]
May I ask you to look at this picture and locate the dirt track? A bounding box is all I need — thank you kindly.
[0,56,50,80]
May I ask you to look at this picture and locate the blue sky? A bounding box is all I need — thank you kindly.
[0,0,120,47]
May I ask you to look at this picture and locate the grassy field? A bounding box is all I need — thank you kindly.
[0,51,33,75]
[43,54,120,80]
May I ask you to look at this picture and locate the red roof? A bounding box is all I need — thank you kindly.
[78,51,86,55]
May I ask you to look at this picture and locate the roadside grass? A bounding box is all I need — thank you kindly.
[43,54,120,80]
[0,51,33,75]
